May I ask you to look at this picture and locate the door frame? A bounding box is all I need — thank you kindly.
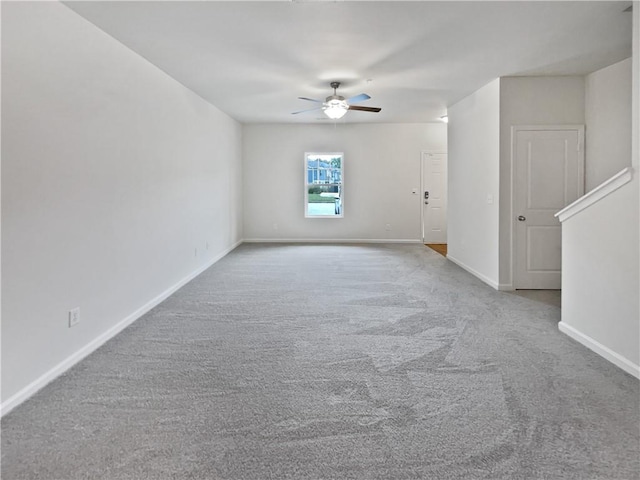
[420,151,448,244]
[509,125,585,289]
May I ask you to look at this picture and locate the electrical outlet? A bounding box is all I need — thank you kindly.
[68,307,80,328]
[272,223,279,230]
[206,242,209,250]
[385,224,392,231]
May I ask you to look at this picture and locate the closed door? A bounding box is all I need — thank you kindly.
[513,126,584,289]
[422,152,447,244]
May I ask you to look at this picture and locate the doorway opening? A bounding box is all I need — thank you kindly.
[511,125,584,289]
[421,152,448,252]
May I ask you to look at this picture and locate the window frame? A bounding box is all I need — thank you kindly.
[304,152,344,219]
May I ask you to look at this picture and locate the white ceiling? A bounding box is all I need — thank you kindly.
[64,1,632,124]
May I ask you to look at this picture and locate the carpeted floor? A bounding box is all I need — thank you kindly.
[2,243,638,479]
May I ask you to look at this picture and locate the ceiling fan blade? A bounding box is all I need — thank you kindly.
[346,93,371,104]
[348,105,381,113]
[291,106,323,115]
[298,97,323,103]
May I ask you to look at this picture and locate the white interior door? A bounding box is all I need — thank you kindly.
[513,126,584,289]
[422,152,447,244]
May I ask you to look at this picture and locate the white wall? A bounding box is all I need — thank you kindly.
[242,123,446,241]
[447,79,501,288]
[635,4,640,361]
[498,76,585,287]
[585,58,632,191]
[634,2,640,173]
[557,9,639,378]
[1,2,243,408]
[559,176,639,376]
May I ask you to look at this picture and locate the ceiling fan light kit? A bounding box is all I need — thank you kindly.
[293,81,381,119]
[323,98,348,119]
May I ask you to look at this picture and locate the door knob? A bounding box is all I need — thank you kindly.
[517,215,526,221]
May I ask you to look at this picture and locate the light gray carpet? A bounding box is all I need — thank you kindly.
[2,243,638,480]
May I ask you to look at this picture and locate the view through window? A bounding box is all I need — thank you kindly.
[305,152,343,218]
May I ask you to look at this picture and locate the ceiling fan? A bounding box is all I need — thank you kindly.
[292,82,382,119]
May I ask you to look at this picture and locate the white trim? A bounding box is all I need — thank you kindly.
[420,151,448,244]
[555,167,634,223]
[304,152,344,219]
[242,238,422,244]
[447,254,500,290]
[420,152,425,243]
[0,240,242,417]
[559,322,640,379]
[510,124,587,132]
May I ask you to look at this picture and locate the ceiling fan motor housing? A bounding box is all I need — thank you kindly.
[325,94,346,103]
[323,85,349,119]
[326,81,346,105]
[292,80,380,118]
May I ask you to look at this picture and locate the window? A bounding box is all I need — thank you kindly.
[305,152,343,218]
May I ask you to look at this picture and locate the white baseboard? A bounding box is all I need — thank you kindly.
[242,238,422,244]
[446,254,500,290]
[1,240,242,417]
[559,321,640,379]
